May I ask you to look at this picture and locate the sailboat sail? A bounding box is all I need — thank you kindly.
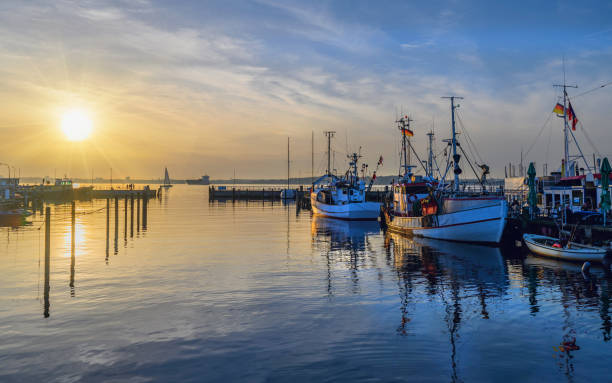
[163,167,171,186]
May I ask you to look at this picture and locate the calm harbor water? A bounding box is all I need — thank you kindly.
[1,185,612,382]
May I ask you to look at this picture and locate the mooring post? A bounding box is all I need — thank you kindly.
[130,195,134,238]
[232,187,236,202]
[70,201,75,295]
[142,195,148,230]
[44,206,51,318]
[137,195,141,233]
[124,196,128,243]
[106,198,110,262]
[114,197,119,254]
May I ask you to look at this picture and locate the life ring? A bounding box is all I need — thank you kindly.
[408,193,418,203]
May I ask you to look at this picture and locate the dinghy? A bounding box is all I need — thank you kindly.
[523,233,608,262]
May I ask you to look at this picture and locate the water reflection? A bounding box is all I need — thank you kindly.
[5,187,612,381]
[311,216,381,296]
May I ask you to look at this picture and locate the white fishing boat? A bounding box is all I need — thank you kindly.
[523,233,607,262]
[383,98,507,244]
[162,167,172,188]
[310,134,380,220]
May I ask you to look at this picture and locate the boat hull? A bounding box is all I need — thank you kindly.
[311,194,381,221]
[523,234,607,262]
[385,200,507,244]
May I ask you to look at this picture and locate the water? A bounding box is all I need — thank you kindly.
[1,185,611,382]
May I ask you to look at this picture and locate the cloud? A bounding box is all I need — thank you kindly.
[0,0,611,179]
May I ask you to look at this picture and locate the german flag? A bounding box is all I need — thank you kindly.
[567,101,578,130]
[553,103,564,116]
[402,128,414,137]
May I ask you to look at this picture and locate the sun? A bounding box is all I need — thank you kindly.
[61,109,93,141]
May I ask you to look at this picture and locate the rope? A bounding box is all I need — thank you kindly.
[524,112,554,159]
[570,81,612,99]
[455,112,484,165]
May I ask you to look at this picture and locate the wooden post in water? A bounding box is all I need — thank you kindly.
[44,206,50,318]
[124,196,128,243]
[70,201,75,296]
[137,195,141,233]
[232,187,236,202]
[130,196,134,238]
[106,198,110,262]
[114,197,119,254]
[142,194,148,230]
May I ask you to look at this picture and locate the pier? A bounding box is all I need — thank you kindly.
[208,185,389,205]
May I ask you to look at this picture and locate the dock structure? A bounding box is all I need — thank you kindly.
[208,185,389,206]
[18,185,156,204]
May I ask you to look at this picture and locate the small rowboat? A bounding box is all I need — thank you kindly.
[523,234,608,262]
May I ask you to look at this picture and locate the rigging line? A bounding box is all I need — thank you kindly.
[458,144,483,186]
[577,121,602,159]
[545,116,553,169]
[407,140,428,175]
[524,112,554,159]
[455,112,484,165]
[569,81,612,99]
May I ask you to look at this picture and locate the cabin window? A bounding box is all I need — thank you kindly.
[572,190,582,206]
[545,194,552,208]
[563,194,570,206]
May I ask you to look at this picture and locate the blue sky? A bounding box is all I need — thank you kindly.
[0,0,611,178]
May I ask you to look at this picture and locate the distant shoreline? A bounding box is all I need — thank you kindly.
[15,175,503,185]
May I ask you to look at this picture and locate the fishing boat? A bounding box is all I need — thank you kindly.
[310,133,380,220]
[162,167,172,188]
[383,98,508,244]
[523,233,607,262]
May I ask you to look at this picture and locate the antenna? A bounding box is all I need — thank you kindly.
[323,131,336,175]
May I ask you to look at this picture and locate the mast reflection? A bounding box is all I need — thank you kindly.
[311,216,381,296]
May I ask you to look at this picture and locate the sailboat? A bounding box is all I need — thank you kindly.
[310,132,381,220]
[281,137,296,200]
[383,97,508,244]
[162,167,172,188]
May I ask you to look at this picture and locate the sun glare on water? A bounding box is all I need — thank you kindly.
[61,109,93,141]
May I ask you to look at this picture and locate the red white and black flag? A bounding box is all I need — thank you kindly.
[567,101,578,131]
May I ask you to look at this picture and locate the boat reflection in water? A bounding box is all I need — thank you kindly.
[311,215,381,252]
[384,232,508,381]
[311,216,381,295]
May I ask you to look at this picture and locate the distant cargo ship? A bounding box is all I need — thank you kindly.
[186,175,210,185]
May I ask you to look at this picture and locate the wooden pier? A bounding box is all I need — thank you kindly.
[208,185,389,206]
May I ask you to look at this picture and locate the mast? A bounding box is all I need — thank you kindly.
[426,130,434,178]
[287,137,290,190]
[553,83,577,177]
[442,96,463,192]
[311,130,314,184]
[396,115,414,178]
[324,131,336,176]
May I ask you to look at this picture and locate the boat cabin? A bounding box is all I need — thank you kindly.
[539,172,610,214]
[314,180,366,205]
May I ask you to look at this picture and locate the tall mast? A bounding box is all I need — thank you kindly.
[287,137,290,189]
[311,130,314,184]
[396,115,413,178]
[426,130,434,178]
[442,96,463,192]
[324,131,336,175]
[553,80,577,177]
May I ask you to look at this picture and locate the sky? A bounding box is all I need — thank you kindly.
[1,0,611,180]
